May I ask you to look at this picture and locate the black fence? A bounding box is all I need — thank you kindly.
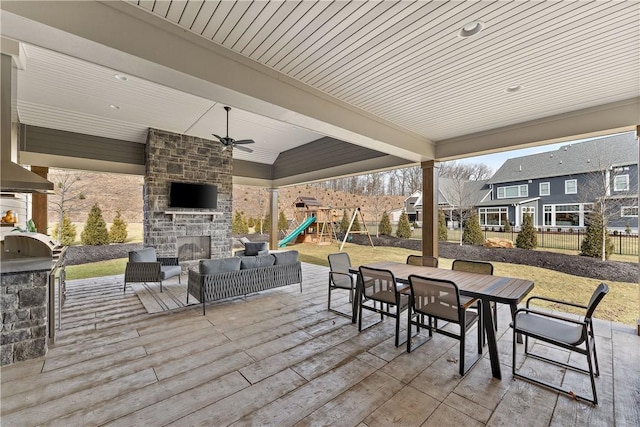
[481,229,638,256]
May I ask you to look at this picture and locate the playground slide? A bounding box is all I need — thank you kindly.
[278,216,316,247]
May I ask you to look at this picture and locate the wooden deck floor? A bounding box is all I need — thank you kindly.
[1,263,638,426]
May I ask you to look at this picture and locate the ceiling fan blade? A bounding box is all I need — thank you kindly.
[212,134,224,141]
[233,139,255,145]
[234,145,253,153]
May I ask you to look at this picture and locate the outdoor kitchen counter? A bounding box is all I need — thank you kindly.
[0,257,53,273]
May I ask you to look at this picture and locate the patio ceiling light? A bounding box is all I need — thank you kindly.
[505,85,522,93]
[458,21,485,38]
[109,104,120,109]
[114,74,128,81]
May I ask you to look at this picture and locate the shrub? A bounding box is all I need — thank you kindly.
[438,210,448,241]
[340,210,350,234]
[379,211,392,236]
[504,221,512,233]
[462,212,483,245]
[278,210,289,233]
[352,211,361,232]
[581,211,614,259]
[516,214,537,249]
[625,222,632,235]
[247,217,255,228]
[396,210,412,238]
[52,213,76,246]
[80,203,109,245]
[232,211,249,234]
[108,210,128,243]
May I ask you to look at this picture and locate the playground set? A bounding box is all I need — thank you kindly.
[278,196,374,251]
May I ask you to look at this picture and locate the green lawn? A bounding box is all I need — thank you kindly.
[65,240,638,326]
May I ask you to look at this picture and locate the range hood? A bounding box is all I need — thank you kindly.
[1,45,53,193]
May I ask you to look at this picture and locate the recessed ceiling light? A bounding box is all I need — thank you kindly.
[505,85,522,93]
[114,74,128,81]
[458,21,485,38]
[109,104,120,110]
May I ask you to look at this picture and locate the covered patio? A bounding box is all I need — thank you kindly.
[1,263,637,426]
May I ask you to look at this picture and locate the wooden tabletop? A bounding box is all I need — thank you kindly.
[354,261,534,305]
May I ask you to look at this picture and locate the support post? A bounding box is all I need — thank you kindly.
[421,160,440,258]
[269,188,278,251]
[31,166,49,233]
[636,125,639,336]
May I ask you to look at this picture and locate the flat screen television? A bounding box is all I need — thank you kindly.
[169,182,217,209]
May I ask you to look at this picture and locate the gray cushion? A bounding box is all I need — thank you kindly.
[161,265,181,280]
[240,254,275,269]
[199,257,241,275]
[129,247,157,263]
[244,242,268,256]
[239,237,251,245]
[272,250,299,265]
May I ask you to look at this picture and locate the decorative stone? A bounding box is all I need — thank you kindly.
[484,237,514,248]
[19,287,47,308]
[14,337,46,361]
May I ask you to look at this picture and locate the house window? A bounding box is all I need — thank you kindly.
[539,182,550,196]
[565,179,577,194]
[497,184,528,199]
[544,205,552,226]
[479,207,508,226]
[614,174,629,192]
[622,206,638,217]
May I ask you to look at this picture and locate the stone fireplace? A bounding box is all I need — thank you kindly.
[143,129,233,269]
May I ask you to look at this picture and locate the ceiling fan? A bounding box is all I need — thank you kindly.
[212,106,255,153]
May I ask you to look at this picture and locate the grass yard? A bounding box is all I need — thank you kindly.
[65,241,638,325]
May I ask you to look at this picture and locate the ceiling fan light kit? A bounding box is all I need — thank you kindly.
[212,106,255,153]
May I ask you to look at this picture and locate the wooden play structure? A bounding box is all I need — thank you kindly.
[279,197,338,247]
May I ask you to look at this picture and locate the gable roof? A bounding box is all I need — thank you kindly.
[488,132,638,184]
[414,178,491,209]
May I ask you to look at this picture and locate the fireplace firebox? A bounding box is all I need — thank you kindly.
[177,236,211,261]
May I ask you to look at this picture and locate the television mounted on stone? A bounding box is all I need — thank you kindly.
[169,182,217,209]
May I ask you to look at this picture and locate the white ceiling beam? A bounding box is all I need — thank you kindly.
[435,97,640,161]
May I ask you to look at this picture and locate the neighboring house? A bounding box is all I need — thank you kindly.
[403,191,421,224]
[483,132,638,231]
[412,179,492,228]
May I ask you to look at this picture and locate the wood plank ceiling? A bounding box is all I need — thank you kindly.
[128,0,640,141]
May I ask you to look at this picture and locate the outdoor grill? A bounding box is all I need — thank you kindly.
[1,232,67,342]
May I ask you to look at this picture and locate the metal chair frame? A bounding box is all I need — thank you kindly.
[511,283,609,405]
[327,253,356,318]
[406,255,439,268]
[406,274,483,376]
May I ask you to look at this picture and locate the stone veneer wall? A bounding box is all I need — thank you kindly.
[144,128,232,266]
[0,269,49,365]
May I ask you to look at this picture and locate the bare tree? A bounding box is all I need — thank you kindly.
[48,169,86,245]
[440,160,493,181]
[580,159,638,261]
[439,165,481,245]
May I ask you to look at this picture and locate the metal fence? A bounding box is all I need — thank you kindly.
[479,229,638,256]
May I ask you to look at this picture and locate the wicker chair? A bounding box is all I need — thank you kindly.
[511,283,609,404]
[124,247,181,293]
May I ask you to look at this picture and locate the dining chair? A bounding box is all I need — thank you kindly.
[511,283,609,404]
[406,274,483,376]
[406,254,439,268]
[452,259,496,332]
[358,266,409,347]
[327,252,356,318]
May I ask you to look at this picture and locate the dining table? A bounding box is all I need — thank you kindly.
[349,261,535,380]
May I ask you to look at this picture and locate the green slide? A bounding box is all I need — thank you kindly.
[278,216,316,247]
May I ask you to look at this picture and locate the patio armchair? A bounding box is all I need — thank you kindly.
[124,247,181,293]
[358,266,409,347]
[406,255,439,268]
[406,274,483,376]
[327,252,356,318]
[511,283,609,405]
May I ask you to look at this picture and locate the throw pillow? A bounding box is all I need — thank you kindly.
[244,242,268,256]
[199,257,241,274]
[129,247,157,263]
[239,254,275,269]
[271,250,299,265]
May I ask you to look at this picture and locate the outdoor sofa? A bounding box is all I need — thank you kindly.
[187,249,302,314]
